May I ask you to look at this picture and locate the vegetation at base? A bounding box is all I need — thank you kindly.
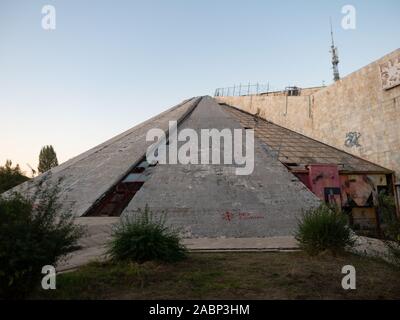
[107,205,187,263]
[295,204,356,256]
[0,177,85,299]
[0,160,29,194]
[38,145,58,174]
[379,192,400,267]
[32,252,400,300]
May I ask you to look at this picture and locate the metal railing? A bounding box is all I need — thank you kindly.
[214,83,272,97]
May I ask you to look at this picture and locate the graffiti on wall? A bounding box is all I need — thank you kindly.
[340,174,387,207]
[222,211,264,222]
[308,164,342,207]
[380,55,400,90]
[345,132,361,148]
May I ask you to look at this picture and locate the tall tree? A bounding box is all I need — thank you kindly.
[38,145,59,173]
[0,160,30,194]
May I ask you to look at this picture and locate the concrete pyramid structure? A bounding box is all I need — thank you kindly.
[122,97,319,238]
[7,96,320,238]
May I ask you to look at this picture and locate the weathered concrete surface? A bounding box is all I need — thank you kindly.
[184,236,298,252]
[3,97,200,217]
[57,229,393,272]
[216,49,400,183]
[122,97,320,238]
[56,217,118,271]
[224,105,391,173]
[57,234,300,272]
[350,235,393,263]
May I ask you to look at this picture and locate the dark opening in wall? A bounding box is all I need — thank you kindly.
[84,159,156,217]
[283,162,299,167]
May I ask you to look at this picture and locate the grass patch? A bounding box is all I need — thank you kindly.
[32,252,400,300]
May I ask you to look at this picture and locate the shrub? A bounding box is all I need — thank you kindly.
[0,177,85,299]
[379,192,400,267]
[0,160,30,194]
[107,205,187,263]
[295,204,356,256]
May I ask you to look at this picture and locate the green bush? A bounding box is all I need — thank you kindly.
[107,205,187,263]
[295,204,356,256]
[379,192,400,267]
[0,177,85,299]
[0,160,30,194]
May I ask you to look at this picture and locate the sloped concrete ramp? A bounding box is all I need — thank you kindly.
[6,96,323,270]
[57,235,300,272]
[122,97,320,238]
[4,98,201,217]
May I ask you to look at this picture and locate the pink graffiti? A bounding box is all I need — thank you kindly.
[222,211,234,221]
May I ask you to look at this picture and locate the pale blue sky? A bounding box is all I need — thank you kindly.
[0,0,399,173]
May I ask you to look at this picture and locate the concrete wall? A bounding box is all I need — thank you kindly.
[123,97,320,238]
[216,48,400,183]
[4,98,201,217]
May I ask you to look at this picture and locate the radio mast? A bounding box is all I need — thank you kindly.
[330,18,340,82]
